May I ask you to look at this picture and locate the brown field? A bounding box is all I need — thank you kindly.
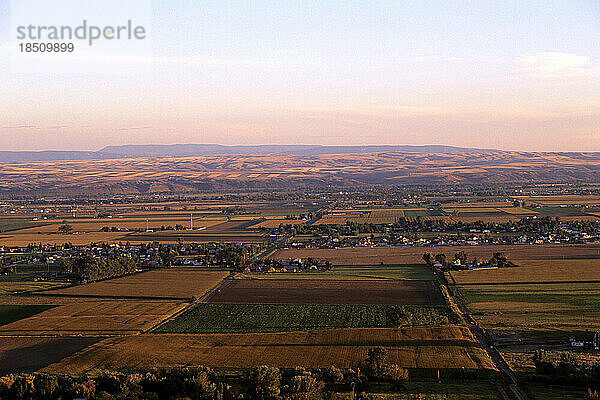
[0,301,185,335]
[449,259,600,284]
[0,337,102,374]
[270,244,600,265]
[45,268,229,300]
[250,219,306,228]
[0,232,127,246]
[42,327,496,373]
[450,216,521,223]
[496,207,538,215]
[207,279,443,306]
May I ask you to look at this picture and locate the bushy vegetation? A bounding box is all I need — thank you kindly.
[533,350,600,386]
[156,304,459,333]
[60,255,137,283]
[0,349,411,400]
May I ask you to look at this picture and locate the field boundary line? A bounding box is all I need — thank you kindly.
[143,273,233,334]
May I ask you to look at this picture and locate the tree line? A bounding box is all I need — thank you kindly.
[0,349,409,400]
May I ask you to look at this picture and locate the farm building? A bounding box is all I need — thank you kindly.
[569,332,600,350]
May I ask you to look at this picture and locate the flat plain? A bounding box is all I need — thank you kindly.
[270,244,600,265]
[207,279,444,305]
[156,303,457,333]
[44,268,229,300]
[42,327,495,373]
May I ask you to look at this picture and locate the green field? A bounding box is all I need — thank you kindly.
[0,221,54,233]
[156,304,458,333]
[458,282,600,339]
[243,264,435,281]
[0,305,55,326]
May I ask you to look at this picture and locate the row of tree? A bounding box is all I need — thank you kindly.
[60,255,137,283]
[534,350,600,386]
[0,349,408,400]
[287,215,567,235]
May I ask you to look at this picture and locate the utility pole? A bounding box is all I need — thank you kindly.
[190,213,193,230]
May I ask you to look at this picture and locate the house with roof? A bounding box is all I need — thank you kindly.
[570,332,600,350]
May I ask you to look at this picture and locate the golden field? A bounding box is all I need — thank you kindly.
[42,327,496,373]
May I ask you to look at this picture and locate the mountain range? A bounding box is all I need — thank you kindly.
[0,144,492,162]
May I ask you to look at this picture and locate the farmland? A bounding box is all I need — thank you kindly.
[449,259,600,284]
[239,264,436,281]
[44,267,229,300]
[207,279,444,305]
[0,300,186,335]
[0,337,102,374]
[457,282,600,341]
[270,244,600,265]
[42,328,495,373]
[156,304,458,333]
[0,304,54,326]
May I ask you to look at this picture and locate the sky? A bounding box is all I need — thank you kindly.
[0,0,599,152]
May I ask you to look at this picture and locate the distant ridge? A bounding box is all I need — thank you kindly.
[0,144,495,162]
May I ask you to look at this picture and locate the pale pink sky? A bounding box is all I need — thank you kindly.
[1,1,599,151]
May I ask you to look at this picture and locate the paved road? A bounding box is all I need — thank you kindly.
[439,273,528,400]
[462,312,528,400]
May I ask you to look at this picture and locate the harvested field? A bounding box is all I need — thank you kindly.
[44,268,229,300]
[250,219,306,228]
[157,304,457,333]
[449,259,600,284]
[238,264,435,281]
[270,244,600,265]
[0,300,185,335]
[0,337,101,374]
[42,328,495,373]
[0,304,54,326]
[207,279,444,305]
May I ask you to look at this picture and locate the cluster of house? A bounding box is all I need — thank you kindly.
[432,258,499,271]
[279,227,599,250]
[242,258,330,274]
[570,332,600,351]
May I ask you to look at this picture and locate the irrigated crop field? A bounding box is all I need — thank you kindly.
[156,304,457,333]
[207,279,444,305]
[458,282,600,341]
[42,327,495,373]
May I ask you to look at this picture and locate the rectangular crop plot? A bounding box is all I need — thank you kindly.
[0,301,185,335]
[44,268,229,300]
[156,303,458,333]
[43,328,495,373]
[208,279,443,305]
[0,337,101,374]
